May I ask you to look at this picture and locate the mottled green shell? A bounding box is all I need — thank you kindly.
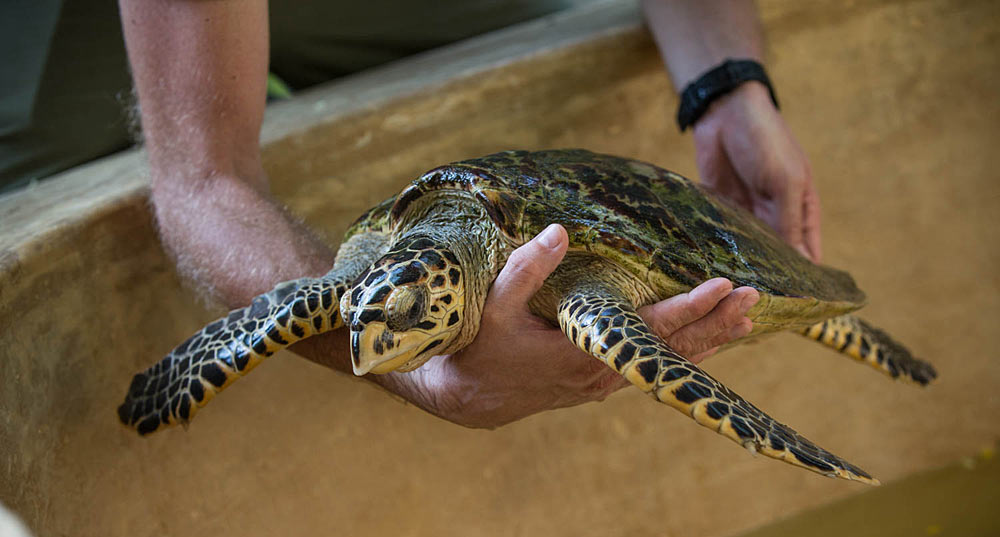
[348,149,865,326]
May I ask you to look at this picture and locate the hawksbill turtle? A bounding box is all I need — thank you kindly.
[118,149,937,484]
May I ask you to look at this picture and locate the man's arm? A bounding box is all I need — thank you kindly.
[642,0,822,261]
[119,0,356,374]
[119,0,333,305]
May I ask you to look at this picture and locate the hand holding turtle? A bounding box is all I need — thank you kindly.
[378,224,758,429]
[639,0,821,260]
[691,82,822,262]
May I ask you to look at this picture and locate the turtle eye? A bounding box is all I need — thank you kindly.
[385,286,428,331]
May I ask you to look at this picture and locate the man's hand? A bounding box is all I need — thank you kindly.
[691,83,822,262]
[379,224,758,429]
[641,0,822,262]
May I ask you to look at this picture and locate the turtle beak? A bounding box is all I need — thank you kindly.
[350,324,427,376]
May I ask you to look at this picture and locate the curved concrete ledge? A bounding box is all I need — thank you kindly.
[2,1,998,536]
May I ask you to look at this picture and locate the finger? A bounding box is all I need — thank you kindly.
[771,179,808,259]
[695,130,753,210]
[486,224,568,312]
[584,370,632,401]
[689,346,720,364]
[687,318,754,364]
[638,278,733,338]
[665,288,757,357]
[802,181,823,262]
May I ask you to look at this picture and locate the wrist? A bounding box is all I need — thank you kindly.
[677,59,779,132]
[147,152,268,196]
[288,329,353,373]
[150,170,334,308]
[369,359,475,426]
[694,81,777,131]
[287,331,419,403]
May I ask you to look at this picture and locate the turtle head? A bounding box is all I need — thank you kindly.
[341,236,465,375]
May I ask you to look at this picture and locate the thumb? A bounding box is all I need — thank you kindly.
[487,224,568,312]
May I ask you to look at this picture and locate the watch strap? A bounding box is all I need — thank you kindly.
[676,59,780,132]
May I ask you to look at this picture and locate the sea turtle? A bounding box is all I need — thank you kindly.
[118,149,936,484]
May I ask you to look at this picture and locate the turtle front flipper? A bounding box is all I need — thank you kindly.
[118,231,389,436]
[801,315,937,385]
[554,280,879,485]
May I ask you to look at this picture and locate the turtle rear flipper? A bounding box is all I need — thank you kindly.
[801,315,937,385]
[553,279,879,485]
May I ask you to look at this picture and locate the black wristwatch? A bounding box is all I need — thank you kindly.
[676,59,780,132]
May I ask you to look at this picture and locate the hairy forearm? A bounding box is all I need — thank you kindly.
[150,176,335,305]
[119,0,270,182]
[641,0,764,90]
[119,0,353,372]
[154,172,365,375]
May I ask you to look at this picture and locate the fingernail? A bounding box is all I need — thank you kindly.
[537,224,562,249]
[739,291,759,313]
[691,278,729,301]
[795,244,812,260]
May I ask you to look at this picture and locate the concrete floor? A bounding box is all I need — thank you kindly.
[1,0,998,536]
